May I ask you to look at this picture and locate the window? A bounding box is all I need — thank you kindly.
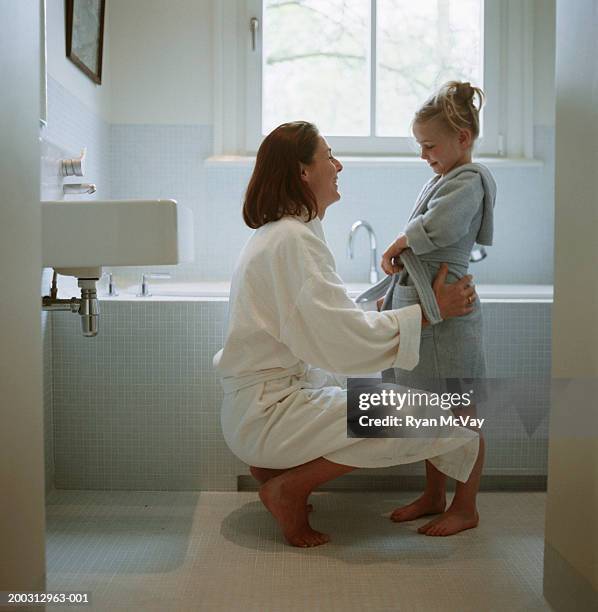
[214,1,533,158]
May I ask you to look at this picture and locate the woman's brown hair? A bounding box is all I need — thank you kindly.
[243,121,320,229]
[414,81,485,140]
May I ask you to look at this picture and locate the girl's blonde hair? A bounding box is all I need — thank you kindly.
[414,81,485,140]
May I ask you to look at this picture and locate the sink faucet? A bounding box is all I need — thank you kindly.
[347,220,379,284]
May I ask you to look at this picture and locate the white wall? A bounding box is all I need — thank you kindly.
[544,0,598,608]
[533,0,556,127]
[0,0,46,594]
[45,0,212,125]
[46,0,111,121]
[108,0,212,124]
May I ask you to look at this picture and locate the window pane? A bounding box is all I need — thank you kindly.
[262,0,370,136]
[376,0,483,137]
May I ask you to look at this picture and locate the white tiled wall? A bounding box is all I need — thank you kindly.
[44,77,110,200]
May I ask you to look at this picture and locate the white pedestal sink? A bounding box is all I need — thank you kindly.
[42,198,194,274]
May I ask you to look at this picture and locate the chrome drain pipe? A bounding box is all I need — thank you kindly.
[42,272,100,337]
[78,283,99,337]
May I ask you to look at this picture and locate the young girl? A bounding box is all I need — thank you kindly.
[381,81,496,536]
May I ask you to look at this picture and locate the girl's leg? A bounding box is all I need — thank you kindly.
[258,457,355,547]
[418,435,484,536]
[390,460,447,522]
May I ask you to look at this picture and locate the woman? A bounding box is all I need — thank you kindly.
[213,121,482,547]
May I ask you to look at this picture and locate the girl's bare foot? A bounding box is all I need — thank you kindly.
[250,466,314,512]
[390,492,446,522]
[417,508,479,536]
[417,434,484,536]
[258,476,330,547]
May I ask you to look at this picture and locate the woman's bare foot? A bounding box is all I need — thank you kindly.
[258,476,330,547]
[250,466,313,512]
[417,507,479,536]
[390,492,446,522]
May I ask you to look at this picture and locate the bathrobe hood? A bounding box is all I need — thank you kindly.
[448,162,497,246]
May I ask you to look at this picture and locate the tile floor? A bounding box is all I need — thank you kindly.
[45,490,550,612]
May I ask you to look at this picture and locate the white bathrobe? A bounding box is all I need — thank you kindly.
[213,215,478,481]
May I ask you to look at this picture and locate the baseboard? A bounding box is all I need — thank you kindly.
[238,473,547,492]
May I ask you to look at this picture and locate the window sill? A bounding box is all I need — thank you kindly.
[205,155,544,169]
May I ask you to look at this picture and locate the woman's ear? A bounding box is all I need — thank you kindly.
[299,163,309,183]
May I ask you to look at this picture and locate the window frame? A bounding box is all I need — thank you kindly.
[213,0,534,159]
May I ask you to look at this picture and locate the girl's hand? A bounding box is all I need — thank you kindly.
[381,234,408,275]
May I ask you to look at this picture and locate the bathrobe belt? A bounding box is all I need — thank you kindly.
[358,248,471,327]
[220,362,308,393]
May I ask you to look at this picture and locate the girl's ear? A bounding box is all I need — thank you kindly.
[459,129,473,148]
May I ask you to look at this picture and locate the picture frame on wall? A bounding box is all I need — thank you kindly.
[65,0,106,85]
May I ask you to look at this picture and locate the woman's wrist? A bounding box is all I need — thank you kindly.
[421,306,429,327]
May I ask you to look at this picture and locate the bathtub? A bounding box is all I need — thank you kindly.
[105,282,553,302]
[49,279,553,490]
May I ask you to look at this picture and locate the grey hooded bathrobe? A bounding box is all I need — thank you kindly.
[381,162,497,394]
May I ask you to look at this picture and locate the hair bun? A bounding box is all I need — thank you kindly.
[456,81,473,99]
[415,80,484,139]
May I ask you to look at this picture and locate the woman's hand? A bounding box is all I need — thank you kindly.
[432,264,476,320]
[381,234,408,275]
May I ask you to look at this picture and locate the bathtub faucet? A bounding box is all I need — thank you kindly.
[347,220,379,284]
[137,272,171,297]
